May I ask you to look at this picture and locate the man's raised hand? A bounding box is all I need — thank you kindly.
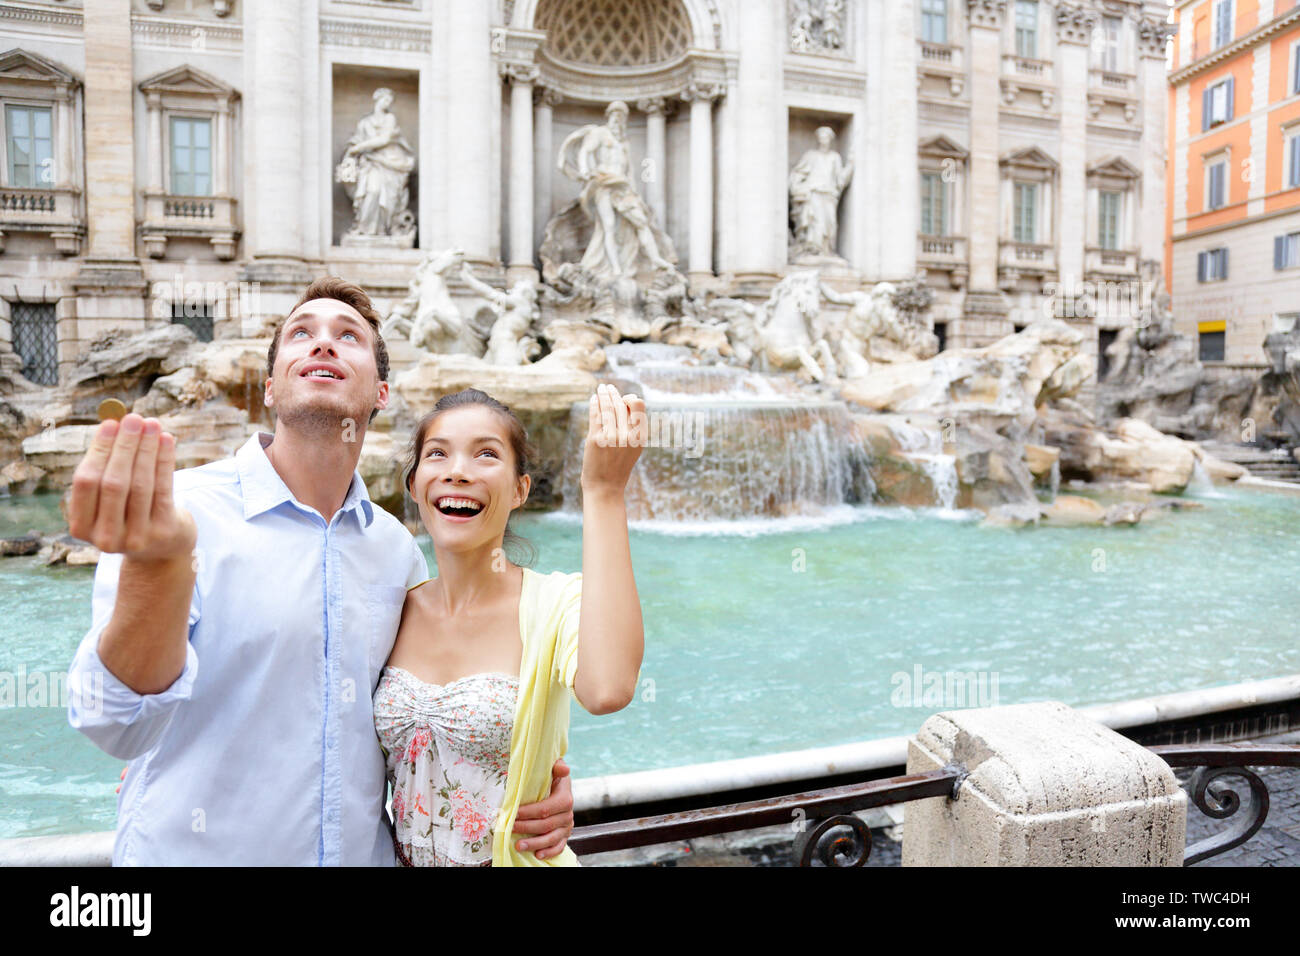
[68,413,195,563]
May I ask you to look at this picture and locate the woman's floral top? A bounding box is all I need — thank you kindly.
[374,666,518,867]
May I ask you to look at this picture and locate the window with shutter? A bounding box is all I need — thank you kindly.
[1212,0,1233,50]
[1198,251,1207,282]
[1288,134,1300,190]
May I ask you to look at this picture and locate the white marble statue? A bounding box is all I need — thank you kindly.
[788,126,853,261]
[557,100,674,279]
[460,264,541,367]
[756,271,837,382]
[790,0,846,53]
[820,280,937,377]
[382,248,481,356]
[335,88,416,245]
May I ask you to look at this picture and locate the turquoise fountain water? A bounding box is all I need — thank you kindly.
[2,484,1299,838]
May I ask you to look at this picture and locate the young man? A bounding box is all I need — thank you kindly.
[66,277,574,865]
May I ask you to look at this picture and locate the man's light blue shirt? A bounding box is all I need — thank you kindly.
[67,432,428,866]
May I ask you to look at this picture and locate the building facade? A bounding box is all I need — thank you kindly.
[917,0,1172,393]
[1167,0,1300,367]
[0,0,1171,397]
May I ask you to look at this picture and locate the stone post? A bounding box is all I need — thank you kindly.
[903,701,1187,866]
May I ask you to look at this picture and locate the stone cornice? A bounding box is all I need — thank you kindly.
[783,61,866,98]
[319,17,431,54]
[1170,6,1300,84]
[131,16,242,51]
[0,2,81,31]
[533,47,735,105]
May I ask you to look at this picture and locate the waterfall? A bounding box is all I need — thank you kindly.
[561,345,875,524]
[1186,457,1225,498]
[1048,458,1061,499]
[881,419,960,511]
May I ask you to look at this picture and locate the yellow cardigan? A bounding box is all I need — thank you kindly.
[491,567,583,867]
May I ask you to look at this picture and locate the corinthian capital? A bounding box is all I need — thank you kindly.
[1055,2,1099,46]
[680,81,725,104]
[1136,16,1175,59]
[498,62,539,85]
[966,0,1007,30]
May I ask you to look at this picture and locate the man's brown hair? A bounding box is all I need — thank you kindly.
[266,276,389,382]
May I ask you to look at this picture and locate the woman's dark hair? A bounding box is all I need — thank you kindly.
[403,387,538,567]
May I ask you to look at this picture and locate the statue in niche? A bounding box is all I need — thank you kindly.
[556,100,675,279]
[460,264,542,366]
[755,271,837,382]
[789,126,853,262]
[382,248,483,356]
[335,87,417,246]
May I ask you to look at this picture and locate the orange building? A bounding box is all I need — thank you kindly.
[1167,0,1300,365]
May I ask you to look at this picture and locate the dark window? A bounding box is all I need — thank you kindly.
[171,300,214,342]
[9,301,58,385]
[1098,328,1118,380]
[1199,329,1225,361]
[933,321,947,353]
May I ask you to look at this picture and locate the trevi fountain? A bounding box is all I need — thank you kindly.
[1,91,1299,840]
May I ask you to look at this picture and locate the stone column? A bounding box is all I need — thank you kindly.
[637,98,668,228]
[903,701,1187,866]
[681,84,719,285]
[965,0,1005,298]
[72,0,146,363]
[865,0,918,281]
[718,2,782,287]
[439,0,499,268]
[1055,4,1096,296]
[1136,15,1170,290]
[240,0,310,299]
[534,88,560,254]
[503,64,538,280]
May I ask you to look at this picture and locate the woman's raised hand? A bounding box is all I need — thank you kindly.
[580,384,645,497]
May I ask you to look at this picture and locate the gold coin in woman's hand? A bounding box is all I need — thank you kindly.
[96,398,127,422]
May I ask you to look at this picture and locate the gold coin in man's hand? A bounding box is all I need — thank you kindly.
[96,398,127,422]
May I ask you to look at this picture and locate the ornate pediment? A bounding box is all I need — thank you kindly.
[0,49,80,88]
[919,134,969,160]
[139,65,238,100]
[1087,156,1140,180]
[1000,145,1058,171]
